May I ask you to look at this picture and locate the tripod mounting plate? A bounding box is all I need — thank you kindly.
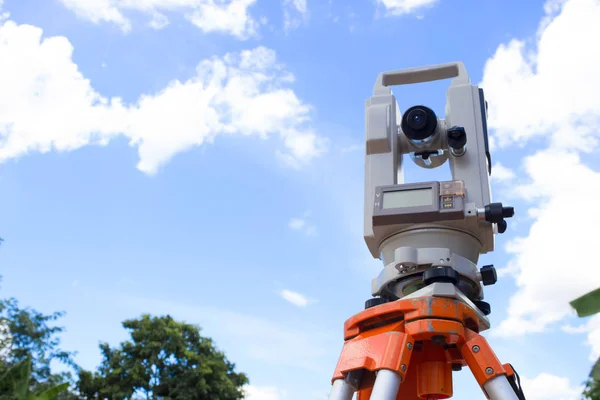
[372,247,484,302]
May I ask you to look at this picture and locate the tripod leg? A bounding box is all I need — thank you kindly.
[484,375,520,400]
[461,331,522,400]
[370,369,402,400]
[329,370,362,400]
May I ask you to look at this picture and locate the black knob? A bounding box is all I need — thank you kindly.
[447,126,467,149]
[484,203,514,234]
[484,203,514,223]
[452,363,463,372]
[365,297,389,309]
[480,265,497,286]
[474,300,491,316]
[497,220,507,234]
[423,267,459,286]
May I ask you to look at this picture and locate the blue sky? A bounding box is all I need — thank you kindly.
[0,0,599,399]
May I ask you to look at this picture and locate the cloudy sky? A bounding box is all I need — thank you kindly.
[0,0,599,399]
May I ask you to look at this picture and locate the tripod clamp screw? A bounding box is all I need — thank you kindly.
[364,296,390,309]
[422,266,459,285]
[480,265,497,286]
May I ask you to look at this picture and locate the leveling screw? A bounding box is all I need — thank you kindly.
[472,345,480,353]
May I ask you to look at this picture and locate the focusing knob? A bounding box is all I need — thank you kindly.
[365,297,389,309]
[423,267,459,286]
[480,265,497,286]
[484,202,514,234]
[484,203,514,223]
[447,126,467,149]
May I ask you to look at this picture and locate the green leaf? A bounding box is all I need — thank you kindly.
[0,358,34,400]
[31,382,70,400]
[570,287,600,317]
[591,357,600,380]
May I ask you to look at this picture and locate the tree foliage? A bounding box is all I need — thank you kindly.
[0,358,68,400]
[76,314,248,400]
[0,284,76,400]
[584,378,600,400]
[0,297,76,383]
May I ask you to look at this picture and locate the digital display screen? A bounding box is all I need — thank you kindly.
[382,188,433,209]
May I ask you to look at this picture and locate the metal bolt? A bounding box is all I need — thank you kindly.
[472,345,480,353]
[407,343,413,350]
[401,364,407,372]
[485,367,494,375]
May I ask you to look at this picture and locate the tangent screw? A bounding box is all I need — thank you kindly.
[407,343,413,350]
[485,367,494,375]
[472,345,480,353]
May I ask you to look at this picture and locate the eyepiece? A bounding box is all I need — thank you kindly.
[401,105,438,142]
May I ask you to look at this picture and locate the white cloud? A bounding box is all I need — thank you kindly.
[493,150,600,335]
[585,314,600,362]
[491,162,516,183]
[288,211,318,236]
[279,289,314,307]
[283,0,309,33]
[0,319,11,358]
[480,0,600,364]
[376,0,439,16]
[481,0,600,149]
[244,385,286,400]
[288,218,306,230]
[0,18,327,174]
[58,0,261,39]
[561,323,588,334]
[520,373,583,400]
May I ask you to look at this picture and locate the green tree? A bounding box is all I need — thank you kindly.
[583,378,600,400]
[0,297,76,383]
[0,278,76,400]
[77,315,248,400]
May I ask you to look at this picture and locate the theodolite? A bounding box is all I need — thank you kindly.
[327,62,526,399]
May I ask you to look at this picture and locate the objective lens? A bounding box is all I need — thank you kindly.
[407,109,427,130]
[401,105,438,142]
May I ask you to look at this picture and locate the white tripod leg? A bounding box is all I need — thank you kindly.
[483,375,521,400]
[328,371,361,400]
[370,369,402,400]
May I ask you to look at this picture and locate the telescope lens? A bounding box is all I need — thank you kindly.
[408,109,427,129]
[401,105,438,142]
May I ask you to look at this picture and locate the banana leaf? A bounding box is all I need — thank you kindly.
[31,382,70,400]
[570,288,600,380]
[570,288,600,318]
[0,358,69,400]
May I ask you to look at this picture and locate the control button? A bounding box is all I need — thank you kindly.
[442,202,454,209]
[442,196,453,202]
